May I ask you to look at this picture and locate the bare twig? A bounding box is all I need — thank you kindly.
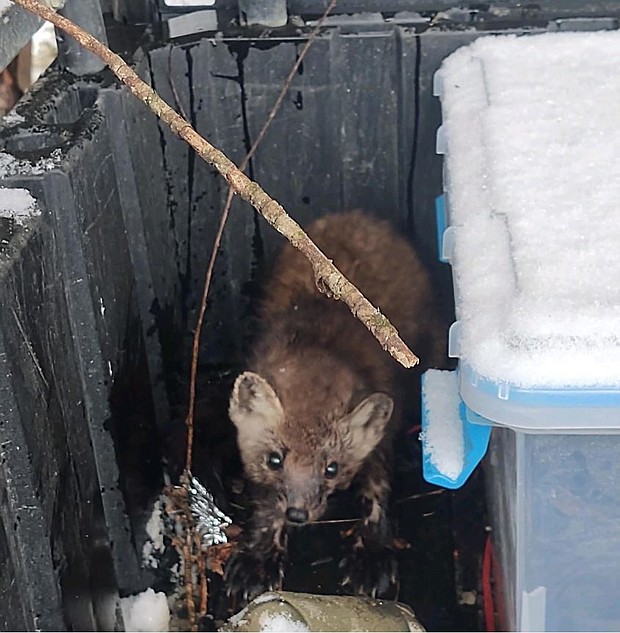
[182,530,197,630]
[241,0,338,170]
[196,532,208,617]
[165,485,199,629]
[12,0,420,374]
[184,0,337,476]
[167,46,189,121]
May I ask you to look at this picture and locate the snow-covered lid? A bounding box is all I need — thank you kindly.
[437,31,620,390]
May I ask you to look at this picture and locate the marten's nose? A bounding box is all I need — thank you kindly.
[286,507,308,524]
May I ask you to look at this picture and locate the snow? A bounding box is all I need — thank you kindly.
[30,21,57,85]
[438,31,620,388]
[120,588,170,632]
[142,499,165,569]
[257,613,310,632]
[0,149,63,178]
[2,110,25,125]
[0,187,39,222]
[225,595,310,632]
[421,370,464,481]
[145,500,164,549]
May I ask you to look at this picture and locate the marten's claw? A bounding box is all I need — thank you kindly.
[224,549,284,606]
[339,545,398,600]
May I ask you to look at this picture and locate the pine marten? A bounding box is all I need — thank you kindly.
[225,210,443,603]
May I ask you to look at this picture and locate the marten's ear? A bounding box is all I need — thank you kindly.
[229,372,283,437]
[343,393,393,463]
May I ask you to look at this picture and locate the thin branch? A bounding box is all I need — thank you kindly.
[184,0,337,476]
[195,531,208,617]
[12,0,420,373]
[241,0,337,170]
[167,46,189,121]
[165,485,199,630]
[182,530,197,630]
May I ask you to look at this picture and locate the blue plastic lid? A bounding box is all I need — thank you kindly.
[421,370,492,490]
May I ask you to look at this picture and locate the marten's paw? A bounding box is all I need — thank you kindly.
[224,549,284,606]
[339,544,398,599]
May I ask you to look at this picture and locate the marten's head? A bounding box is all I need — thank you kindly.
[229,366,393,525]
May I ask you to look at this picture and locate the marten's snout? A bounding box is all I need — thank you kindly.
[286,507,308,524]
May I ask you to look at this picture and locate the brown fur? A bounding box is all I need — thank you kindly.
[225,210,444,602]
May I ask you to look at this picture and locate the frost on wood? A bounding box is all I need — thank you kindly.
[142,499,166,569]
[0,150,63,178]
[188,475,232,547]
[439,30,620,388]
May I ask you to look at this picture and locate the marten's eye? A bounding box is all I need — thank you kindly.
[267,452,284,470]
[325,461,339,478]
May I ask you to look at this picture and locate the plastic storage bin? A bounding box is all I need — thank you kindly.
[433,32,620,631]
